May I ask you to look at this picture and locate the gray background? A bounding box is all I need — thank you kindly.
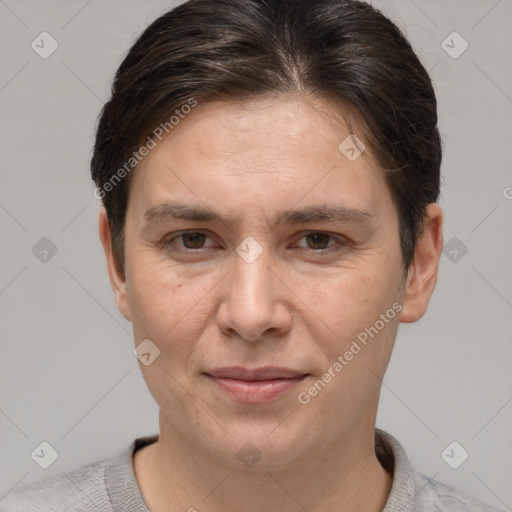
[0,0,511,509]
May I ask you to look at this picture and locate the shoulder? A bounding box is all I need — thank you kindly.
[0,450,122,512]
[375,429,505,512]
[413,472,506,512]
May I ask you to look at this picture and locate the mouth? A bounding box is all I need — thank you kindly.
[203,366,309,403]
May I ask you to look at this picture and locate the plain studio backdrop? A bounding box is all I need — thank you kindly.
[0,0,511,509]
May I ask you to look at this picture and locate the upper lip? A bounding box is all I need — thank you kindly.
[205,366,308,381]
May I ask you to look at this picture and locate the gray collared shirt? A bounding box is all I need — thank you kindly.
[0,429,505,511]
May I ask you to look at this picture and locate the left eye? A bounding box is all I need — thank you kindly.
[295,232,339,250]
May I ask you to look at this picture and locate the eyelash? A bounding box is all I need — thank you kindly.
[161,231,347,255]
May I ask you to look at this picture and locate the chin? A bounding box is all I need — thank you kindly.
[202,426,314,472]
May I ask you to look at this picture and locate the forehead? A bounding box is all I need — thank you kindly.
[152,94,373,165]
[128,94,392,222]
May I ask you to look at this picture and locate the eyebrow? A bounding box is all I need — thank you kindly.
[142,201,373,230]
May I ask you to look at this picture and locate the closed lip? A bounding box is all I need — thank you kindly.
[204,366,308,381]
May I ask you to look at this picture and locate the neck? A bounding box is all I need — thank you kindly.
[134,415,393,512]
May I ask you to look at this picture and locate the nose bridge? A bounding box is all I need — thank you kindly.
[217,238,289,341]
[231,238,273,311]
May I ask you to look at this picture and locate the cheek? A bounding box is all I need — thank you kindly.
[297,267,401,393]
[127,263,210,408]
[127,260,183,341]
[297,269,396,341]
[127,258,216,358]
[296,274,400,430]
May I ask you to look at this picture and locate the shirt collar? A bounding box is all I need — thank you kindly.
[107,429,418,512]
[376,428,417,511]
[106,434,158,511]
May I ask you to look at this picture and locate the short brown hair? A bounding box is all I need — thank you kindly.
[91,0,441,272]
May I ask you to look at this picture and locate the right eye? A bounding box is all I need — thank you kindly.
[162,231,217,253]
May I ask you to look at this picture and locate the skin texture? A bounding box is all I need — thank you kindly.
[99,93,443,512]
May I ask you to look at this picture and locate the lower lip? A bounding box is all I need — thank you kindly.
[206,375,307,403]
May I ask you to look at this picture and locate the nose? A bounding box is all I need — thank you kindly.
[215,244,292,343]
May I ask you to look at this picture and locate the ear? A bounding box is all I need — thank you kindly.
[400,203,443,323]
[98,206,133,322]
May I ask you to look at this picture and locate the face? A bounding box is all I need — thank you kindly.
[100,94,441,470]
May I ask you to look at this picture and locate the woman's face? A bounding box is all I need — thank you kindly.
[107,94,413,470]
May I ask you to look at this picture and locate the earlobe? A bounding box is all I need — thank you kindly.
[399,203,443,323]
[98,207,133,322]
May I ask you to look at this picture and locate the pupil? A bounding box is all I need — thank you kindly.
[308,233,328,249]
[183,233,205,248]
